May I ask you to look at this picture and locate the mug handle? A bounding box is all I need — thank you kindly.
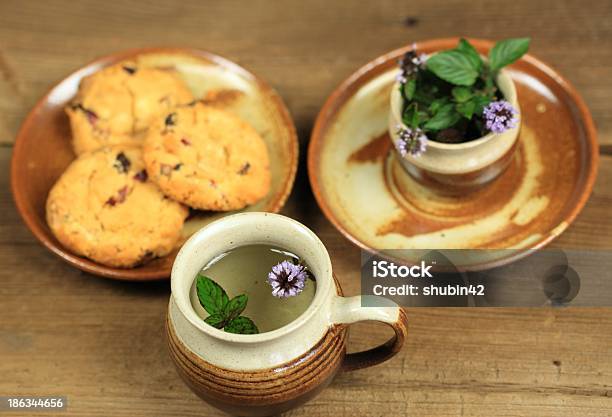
[331,295,408,372]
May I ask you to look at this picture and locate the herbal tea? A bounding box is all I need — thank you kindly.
[190,245,316,334]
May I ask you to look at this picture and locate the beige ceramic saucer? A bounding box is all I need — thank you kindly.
[308,38,598,269]
[12,48,298,280]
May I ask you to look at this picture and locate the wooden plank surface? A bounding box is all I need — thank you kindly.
[1,1,611,416]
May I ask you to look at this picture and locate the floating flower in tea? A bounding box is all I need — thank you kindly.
[268,260,308,298]
[192,245,317,333]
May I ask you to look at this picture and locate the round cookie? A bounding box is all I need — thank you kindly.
[46,146,188,267]
[66,61,194,155]
[143,103,271,211]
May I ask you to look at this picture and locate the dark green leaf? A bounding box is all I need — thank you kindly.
[224,294,248,321]
[489,38,530,71]
[204,314,226,329]
[424,104,462,131]
[413,82,438,106]
[224,316,259,335]
[402,103,420,128]
[196,275,229,316]
[429,97,450,114]
[471,94,493,116]
[403,78,416,100]
[456,100,476,119]
[456,38,482,71]
[452,86,473,103]
[426,50,479,86]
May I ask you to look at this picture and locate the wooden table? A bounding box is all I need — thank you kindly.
[1,1,611,415]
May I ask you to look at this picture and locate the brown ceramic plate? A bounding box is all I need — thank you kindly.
[308,38,598,270]
[12,48,298,281]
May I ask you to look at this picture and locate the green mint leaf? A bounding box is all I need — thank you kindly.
[424,104,462,131]
[196,275,229,316]
[456,38,482,71]
[224,294,248,321]
[471,94,493,116]
[402,78,416,100]
[452,86,473,103]
[402,103,420,128]
[456,100,476,119]
[489,38,530,72]
[224,316,259,335]
[204,314,226,329]
[426,50,479,86]
[413,83,438,106]
[429,97,450,114]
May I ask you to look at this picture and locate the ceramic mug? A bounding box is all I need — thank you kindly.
[388,67,521,192]
[166,212,408,416]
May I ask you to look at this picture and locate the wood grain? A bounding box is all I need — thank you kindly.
[1,0,612,148]
[1,1,611,416]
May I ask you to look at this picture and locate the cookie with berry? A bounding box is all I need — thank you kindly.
[66,61,194,155]
[143,102,271,211]
[46,145,188,267]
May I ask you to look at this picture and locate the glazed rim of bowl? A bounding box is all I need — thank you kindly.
[390,66,519,150]
[10,47,299,281]
[308,37,599,271]
[171,212,333,344]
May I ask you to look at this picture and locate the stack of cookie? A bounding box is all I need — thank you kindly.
[46,61,271,268]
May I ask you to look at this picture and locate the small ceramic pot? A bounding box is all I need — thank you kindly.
[167,212,408,416]
[388,68,520,192]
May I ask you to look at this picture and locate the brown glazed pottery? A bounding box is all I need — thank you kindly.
[308,38,598,270]
[167,213,408,416]
[389,64,520,192]
[11,48,298,281]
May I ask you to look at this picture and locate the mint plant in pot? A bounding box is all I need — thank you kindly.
[388,38,530,191]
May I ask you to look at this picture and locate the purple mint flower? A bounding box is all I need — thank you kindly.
[395,125,428,157]
[483,100,519,134]
[396,49,427,85]
[267,260,308,298]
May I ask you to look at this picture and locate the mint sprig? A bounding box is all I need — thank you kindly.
[426,37,530,87]
[400,37,529,143]
[196,274,259,334]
